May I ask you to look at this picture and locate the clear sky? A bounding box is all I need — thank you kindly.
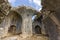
[8,0,42,11]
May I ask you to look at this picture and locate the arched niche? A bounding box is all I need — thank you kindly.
[7,11,22,35]
[32,15,42,34]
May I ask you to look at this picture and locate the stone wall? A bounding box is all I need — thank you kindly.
[41,0,60,40]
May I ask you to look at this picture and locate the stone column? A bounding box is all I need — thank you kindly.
[21,12,33,37]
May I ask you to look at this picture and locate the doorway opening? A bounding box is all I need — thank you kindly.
[8,25,16,34]
[35,25,42,34]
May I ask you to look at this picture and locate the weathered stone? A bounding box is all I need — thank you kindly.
[0,4,48,40]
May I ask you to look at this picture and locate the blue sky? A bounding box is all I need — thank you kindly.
[8,0,42,11]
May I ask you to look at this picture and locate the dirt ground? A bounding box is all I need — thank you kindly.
[1,34,48,40]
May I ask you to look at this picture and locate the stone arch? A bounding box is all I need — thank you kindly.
[32,16,42,34]
[7,11,22,34]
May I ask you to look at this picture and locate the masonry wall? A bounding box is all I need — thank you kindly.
[43,17,58,40]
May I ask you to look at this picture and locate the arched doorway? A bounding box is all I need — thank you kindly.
[35,25,41,34]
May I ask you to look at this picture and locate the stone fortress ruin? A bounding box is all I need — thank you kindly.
[0,0,60,40]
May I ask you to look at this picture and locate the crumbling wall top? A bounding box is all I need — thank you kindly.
[11,6,41,15]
